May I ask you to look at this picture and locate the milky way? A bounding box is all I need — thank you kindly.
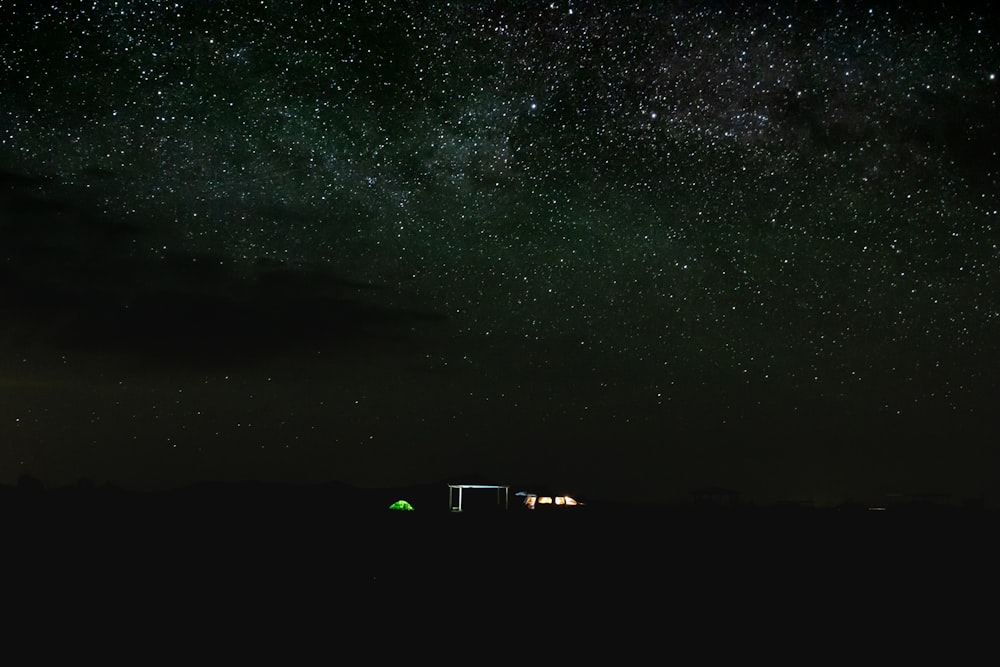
[1,1,998,502]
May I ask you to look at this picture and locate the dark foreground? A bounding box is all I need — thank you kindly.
[4,480,996,651]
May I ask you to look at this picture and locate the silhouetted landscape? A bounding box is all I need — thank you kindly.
[7,475,995,597]
[5,474,996,658]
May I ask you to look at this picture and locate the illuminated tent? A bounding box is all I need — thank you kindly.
[515,491,583,510]
[388,499,414,511]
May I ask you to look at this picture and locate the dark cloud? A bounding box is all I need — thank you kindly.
[0,169,444,364]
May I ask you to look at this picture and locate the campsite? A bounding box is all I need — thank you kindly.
[5,475,992,597]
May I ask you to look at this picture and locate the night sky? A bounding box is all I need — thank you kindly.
[1,0,998,506]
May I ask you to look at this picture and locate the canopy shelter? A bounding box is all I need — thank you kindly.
[448,484,510,512]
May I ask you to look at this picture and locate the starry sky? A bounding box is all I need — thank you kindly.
[1,0,998,506]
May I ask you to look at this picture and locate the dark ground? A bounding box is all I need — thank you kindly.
[4,479,994,656]
[6,480,995,593]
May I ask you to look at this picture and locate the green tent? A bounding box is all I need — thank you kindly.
[388,499,414,511]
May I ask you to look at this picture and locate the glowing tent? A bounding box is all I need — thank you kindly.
[515,491,583,510]
[389,499,414,511]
